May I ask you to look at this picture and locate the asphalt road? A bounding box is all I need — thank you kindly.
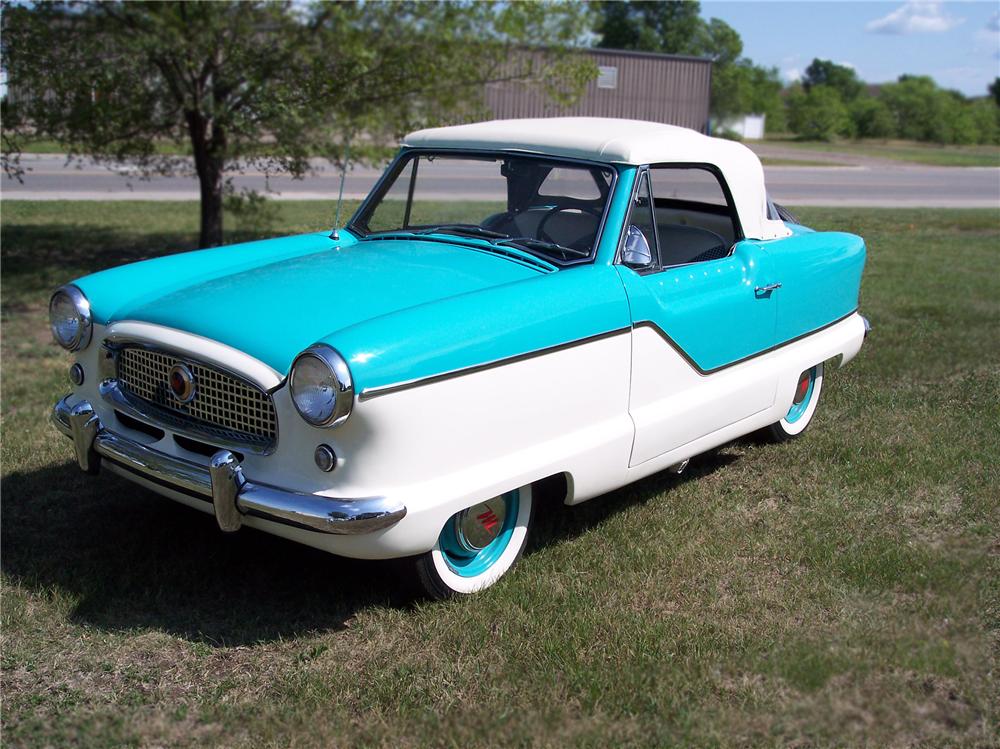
[3,153,999,208]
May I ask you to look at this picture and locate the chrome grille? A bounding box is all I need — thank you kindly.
[116,346,277,450]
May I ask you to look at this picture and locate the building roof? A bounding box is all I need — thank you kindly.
[403,118,791,241]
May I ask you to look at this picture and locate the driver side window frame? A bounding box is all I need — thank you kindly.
[617,168,660,274]
[617,163,743,275]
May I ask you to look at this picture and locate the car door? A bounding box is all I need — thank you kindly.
[616,166,780,467]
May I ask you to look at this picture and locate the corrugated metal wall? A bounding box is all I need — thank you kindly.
[485,49,712,132]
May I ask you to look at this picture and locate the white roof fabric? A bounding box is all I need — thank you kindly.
[404,118,791,241]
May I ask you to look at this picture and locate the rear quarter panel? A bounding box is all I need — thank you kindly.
[757,230,866,342]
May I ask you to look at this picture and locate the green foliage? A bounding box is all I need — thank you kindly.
[968,99,1000,145]
[803,58,864,102]
[989,77,1000,107]
[593,0,704,55]
[789,72,998,145]
[880,76,977,144]
[849,97,896,139]
[787,85,852,141]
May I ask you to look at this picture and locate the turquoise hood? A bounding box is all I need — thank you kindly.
[75,232,554,375]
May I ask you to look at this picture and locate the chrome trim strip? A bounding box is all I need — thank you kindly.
[52,396,406,536]
[633,308,860,377]
[357,326,632,401]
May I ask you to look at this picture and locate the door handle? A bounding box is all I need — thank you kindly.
[755,282,782,294]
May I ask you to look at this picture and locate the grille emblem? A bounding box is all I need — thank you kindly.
[168,363,197,403]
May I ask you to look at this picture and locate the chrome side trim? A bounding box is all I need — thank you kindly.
[357,326,632,401]
[52,396,406,536]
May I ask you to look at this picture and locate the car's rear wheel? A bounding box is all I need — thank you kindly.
[764,363,824,442]
[413,486,533,599]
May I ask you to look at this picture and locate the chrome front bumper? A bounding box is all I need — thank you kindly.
[52,396,406,535]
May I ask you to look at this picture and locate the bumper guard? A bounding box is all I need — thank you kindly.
[52,396,406,535]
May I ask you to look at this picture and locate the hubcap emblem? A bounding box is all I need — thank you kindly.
[168,363,197,403]
[793,371,811,405]
[456,497,507,551]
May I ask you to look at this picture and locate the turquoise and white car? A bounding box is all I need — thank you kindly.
[49,118,869,598]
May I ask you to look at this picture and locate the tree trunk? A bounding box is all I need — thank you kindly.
[187,111,225,248]
[198,158,224,248]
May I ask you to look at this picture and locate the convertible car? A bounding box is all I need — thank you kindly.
[50,118,869,598]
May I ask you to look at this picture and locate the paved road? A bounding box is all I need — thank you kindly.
[3,153,999,208]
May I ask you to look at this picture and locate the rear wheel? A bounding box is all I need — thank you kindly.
[414,486,533,599]
[764,363,824,442]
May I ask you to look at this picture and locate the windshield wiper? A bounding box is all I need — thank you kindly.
[413,224,510,239]
[496,237,591,259]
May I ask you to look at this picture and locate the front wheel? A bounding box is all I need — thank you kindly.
[413,486,533,599]
[763,363,824,442]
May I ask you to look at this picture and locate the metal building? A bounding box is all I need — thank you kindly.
[485,48,712,132]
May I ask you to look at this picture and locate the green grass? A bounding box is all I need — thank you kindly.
[2,202,999,747]
[762,137,1000,167]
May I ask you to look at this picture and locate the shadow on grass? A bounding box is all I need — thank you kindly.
[1,223,287,307]
[1,448,738,646]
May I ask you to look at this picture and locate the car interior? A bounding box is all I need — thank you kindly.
[481,161,612,254]
[631,167,740,269]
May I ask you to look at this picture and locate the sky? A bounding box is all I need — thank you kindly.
[700,1,1000,97]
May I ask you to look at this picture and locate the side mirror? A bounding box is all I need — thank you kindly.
[622,225,652,268]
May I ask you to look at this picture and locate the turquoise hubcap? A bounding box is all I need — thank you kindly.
[785,367,817,423]
[439,491,519,578]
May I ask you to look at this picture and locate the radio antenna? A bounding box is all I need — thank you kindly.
[330,136,351,241]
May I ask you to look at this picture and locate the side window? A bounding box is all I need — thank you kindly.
[537,167,602,201]
[647,167,738,268]
[620,171,658,270]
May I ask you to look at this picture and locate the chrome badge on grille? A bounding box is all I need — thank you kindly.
[168,363,197,403]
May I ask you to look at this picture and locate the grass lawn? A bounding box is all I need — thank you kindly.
[762,137,1000,168]
[2,202,998,747]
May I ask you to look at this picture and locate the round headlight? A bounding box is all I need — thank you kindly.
[49,285,93,351]
[289,344,354,427]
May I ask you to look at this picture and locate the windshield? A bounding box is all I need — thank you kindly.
[350,151,616,264]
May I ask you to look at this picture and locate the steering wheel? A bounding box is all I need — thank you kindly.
[535,205,602,248]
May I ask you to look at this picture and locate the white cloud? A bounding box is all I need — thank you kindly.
[783,68,802,83]
[866,1,964,35]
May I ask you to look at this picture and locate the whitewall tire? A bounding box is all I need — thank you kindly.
[414,485,534,599]
[764,362,824,442]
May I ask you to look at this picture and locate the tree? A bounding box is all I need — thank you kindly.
[879,75,977,144]
[2,1,592,247]
[802,58,864,102]
[989,77,1000,108]
[594,1,704,55]
[787,85,852,141]
[849,97,896,139]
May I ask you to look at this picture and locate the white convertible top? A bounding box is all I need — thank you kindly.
[404,117,791,241]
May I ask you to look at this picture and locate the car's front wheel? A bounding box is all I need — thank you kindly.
[763,362,824,442]
[413,486,533,599]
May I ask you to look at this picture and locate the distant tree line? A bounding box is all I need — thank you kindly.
[593,2,999,145]
[786,60,999,144]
